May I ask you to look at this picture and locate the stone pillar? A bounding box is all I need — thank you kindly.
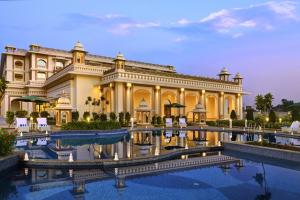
[70,78,76,110]
[6,55,13,82]
[114,82,124,114]
[110,84,115,112]
[201,90,205,107]
[179,88,185,116]
[154,86,161,116]
[239,94,243,119]
[117,141,124,159]
[219,92,224,119]
[31,54,36,81]
[236,94,240,119]
[126,83,132,113]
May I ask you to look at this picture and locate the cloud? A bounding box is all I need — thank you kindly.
[170,1,298,38]
[109,22,160,35]
[173,36,188,42]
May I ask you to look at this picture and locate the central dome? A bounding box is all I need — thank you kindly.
[72,41,85,52]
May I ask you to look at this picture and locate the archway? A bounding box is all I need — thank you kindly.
[161,91,177,117]
[133,89,151,119]
[224,96,235,118]
[10,100,21,112]
[185,93,197,121]
[206,95,218,120]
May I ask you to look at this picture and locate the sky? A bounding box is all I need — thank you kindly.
[0,0,300,106]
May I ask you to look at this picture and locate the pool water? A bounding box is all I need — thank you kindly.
[15,130,300,161]
[2,154,300,200]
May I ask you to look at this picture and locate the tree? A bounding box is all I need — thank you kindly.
[100,113,107,122]
[40,111,50,118]
[281,99,294,111]
[0,77,8,94]
[230,110,237,120]
[264,93,274,112]
[255,95,265,112]
[5,111,14,127]
[0,129,16,156]
[291,109,300,121]
[246,107,254,121]
[268,110,277,123]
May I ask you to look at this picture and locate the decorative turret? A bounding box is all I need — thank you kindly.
[71,41,86,64]
[233,72,243,85]
[218,67,231,81]
[114,52,125,71]
[5,45,16,53]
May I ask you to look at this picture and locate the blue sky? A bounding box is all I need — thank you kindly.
[1,0,300,106]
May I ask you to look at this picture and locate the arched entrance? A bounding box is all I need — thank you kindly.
[10,99,21,112]
[206,95,218,120]
[133,89,151,119]
[161,91,177,117]
[185,93,197,121]
[224,96,235,119]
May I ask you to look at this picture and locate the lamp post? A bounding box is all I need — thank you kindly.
[265,117,269,131]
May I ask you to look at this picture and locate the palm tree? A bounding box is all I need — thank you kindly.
[264,93,274,112]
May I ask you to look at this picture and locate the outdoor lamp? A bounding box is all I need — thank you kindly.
[279,118,282,123]
[87,116,90,123]
[266,117,269,123]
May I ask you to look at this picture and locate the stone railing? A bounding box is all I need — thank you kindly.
[102,71,243,93]
[116,155,238,176]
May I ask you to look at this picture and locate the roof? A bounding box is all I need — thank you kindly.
[123,66,239,85]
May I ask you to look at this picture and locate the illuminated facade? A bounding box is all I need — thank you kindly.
[0,42,244,121]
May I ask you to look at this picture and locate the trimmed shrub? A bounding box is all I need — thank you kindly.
[157,116,162,125]
[291,109,300,121]
[40,111,50,118]
[119,112,124,126]
[206,121,217,126]
[61,121,121,130]
[83,112,90,121]
[15,110,28,118]
[255,114,266,127]
[110,112,117,121]
[47,117,56,125]
[125,112,131,126]
[230,110,237,120]
[0,129,16,156]
[6,111,14,127]
[92,112,100,121]
[152,116,157,125]
[100,113,107,122]
[72,111,79,122]
[30,112,39,122]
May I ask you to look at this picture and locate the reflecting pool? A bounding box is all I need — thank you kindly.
[15,130,300,161]
[2,153,300,200]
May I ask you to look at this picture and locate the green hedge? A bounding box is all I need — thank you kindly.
[0,129,16,156]
[61,120,121,130]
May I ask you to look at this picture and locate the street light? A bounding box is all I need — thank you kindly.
[266,117,269,123]
[279,118,282,123]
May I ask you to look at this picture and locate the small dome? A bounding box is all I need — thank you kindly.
[193,103,206,113]
[234,72,243,79]
[219,67,231,75]
[57,96,71,105]
[139,98,148,108]
[72,41,85,52]
[115,52,125,60]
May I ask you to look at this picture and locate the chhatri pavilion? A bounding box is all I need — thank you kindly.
[0,42,244,122]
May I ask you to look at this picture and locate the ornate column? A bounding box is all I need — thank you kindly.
[114,82,125,114]
[236,94,240,118]
[219,92,224,119]
[110,83,115,112]
[126,83,132,113]
[201,90,205,107]
[179,88,185,116]
[154,86,161,116]
[239,94,243,119]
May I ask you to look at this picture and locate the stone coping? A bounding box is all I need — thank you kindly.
[23,146,223,169]
[130,126,300,139]
[0,153,22,172]
[224,142,300,162]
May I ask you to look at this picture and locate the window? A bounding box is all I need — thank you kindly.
[14,61,23,69]
[37,59,47,69]
[55,61,64,71]
[14,73,24,81]
[37,72,46,80]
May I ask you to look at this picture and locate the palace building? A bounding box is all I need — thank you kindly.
[0,42,244,123]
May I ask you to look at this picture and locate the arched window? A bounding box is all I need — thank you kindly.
[14,61,23,68]
[37,59,47,68]
[55,61,64,71]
